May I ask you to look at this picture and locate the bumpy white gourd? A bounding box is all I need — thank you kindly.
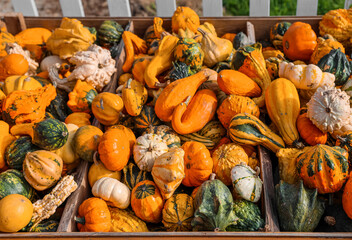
[133,134,168,172]
[231,163,262,203]
[307,85,351,133]
[279,62,335,90]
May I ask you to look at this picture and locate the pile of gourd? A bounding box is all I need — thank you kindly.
[76,6,352,232]
[0,18,125,232]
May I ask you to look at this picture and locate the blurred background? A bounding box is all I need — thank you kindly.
[1,0,348,17]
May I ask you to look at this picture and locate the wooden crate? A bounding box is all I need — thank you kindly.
[1,14,352,239]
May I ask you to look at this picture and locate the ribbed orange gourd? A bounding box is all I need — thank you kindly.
[155,68,216,122]
[98,128,131,171]
[144,35,179,89]
[181,141,213,187]
[265,78,301,147]
[342,172,352,219]
[172,89,217,135]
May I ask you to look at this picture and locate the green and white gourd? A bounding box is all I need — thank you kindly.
[133,134,168,172]
[231,163,263,203]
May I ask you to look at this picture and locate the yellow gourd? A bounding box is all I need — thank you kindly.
[198,28,233,67]
[144,35,179,89]
[122,78,148,116]
[54,123,80,164]
[0,194,33,232]
[265,78,302,147]
[88,160,121,187]
[2,75,42,95]
[91,93,124,126]
[0,121,16,169]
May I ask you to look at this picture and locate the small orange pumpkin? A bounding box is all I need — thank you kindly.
[181,141,213,187]
[76,197,111,232]
[131,180,164,223]
[342,172,352,219]
[0,54,29,81]
[98,128,131,171]
[282,22,317,61]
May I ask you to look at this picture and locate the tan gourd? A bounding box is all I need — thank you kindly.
[198,28,233,67]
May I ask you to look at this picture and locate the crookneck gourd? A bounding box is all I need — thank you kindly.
[122,31,147,73]
[232,43,271,108]
[172,89,217,135]
[144,35,179,89]
[155,68,216,122]
[228,113,285,153]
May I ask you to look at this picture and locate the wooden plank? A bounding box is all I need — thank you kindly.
[203,0,223,17]
[246,21,256,43]
[1,13,26,34]
[249,0,270,16]
[11,0,38,17]
[156,0,176,17]
[296,0,318,16]
[59,0,85,17]
[107,0,132,17]
[345,0,352,8]
[259,146,280,232]
[1,232,352,239]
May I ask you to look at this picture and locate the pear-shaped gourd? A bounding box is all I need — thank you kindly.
[198,28,233,67]
[231,163,263,203]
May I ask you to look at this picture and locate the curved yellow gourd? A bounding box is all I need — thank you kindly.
[265,78,301,147]
[122,78,148,116]
[144,35,179,89]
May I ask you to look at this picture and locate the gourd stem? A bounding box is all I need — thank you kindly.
[197,28,207,36]
[254,166,261,177]
[214,227,220,232]
[293,140,305,149]
[75,216,86,225]
[209,173,216,180]
[324,216,336,226]
[93,151,99,165]
[183,96,191,105]
[155,81,170,88]
[126,78,132,89]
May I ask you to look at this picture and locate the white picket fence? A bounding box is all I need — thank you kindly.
[9,0,352,17]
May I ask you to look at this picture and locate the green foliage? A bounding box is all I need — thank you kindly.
[223,0,345,16]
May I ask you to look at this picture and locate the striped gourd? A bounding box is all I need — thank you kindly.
[97,20,124,46]
[265,78,302,147]
[162,193,194,231]
[5,136,40,170]
[122,163,153,190]
[228,113,285,153]
[33,118,68,151]
[143,125,180,149]
[198,120,226,144]
[296,144,349,194]
[179,133,215,149]
[134,105,161,134]
[109,207,149,232]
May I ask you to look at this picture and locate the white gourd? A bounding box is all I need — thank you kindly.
[307,85,351,133]
[279,62,335,90]
[133,134,168,172]
[92,177,131,209]
[40,55,64,72]
[332,115,352,138]
[231,163,263,203]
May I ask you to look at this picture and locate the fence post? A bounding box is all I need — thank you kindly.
[249,0,270,16]
[203,0,223,17]
[296,0,318,16]
[11,0,38,17]
[156,0,176,17]
[59,0,85,17]
[107,0,132,17]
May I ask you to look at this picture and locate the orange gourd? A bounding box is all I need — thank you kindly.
[221,33,236,42]
[76,197,111,232]
[217,95,260,129]
[296,108,327,146]
[0,54,29,81]
[131,180,164,223]
[67,80,98,113]
[108,125,136,155]
[2,84,56,125]
[132,57,152,84]
[98,128,131,171]
[342,172,352,219]
[155,68,216,122]
[171,7,200,34]
[65,112,91,127]
[122,31,148,73]
[282,22,317,61]
[217,70,261,97]
[172,89,217,135]
[182,141,213,187]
